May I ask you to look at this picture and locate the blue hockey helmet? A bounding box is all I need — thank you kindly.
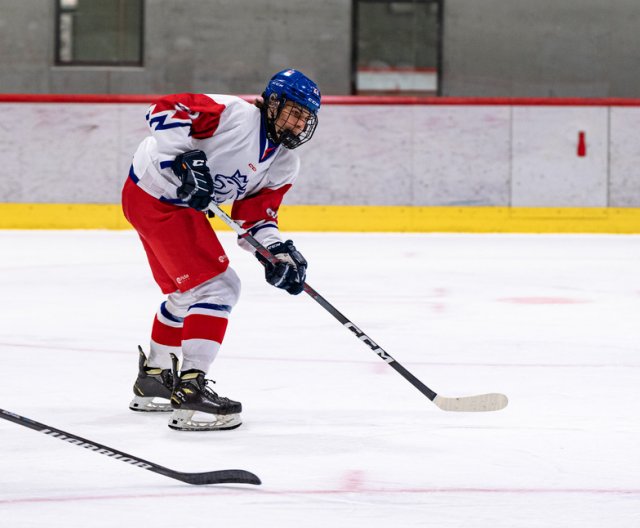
[262,69,321,149]
[264,69,321,113]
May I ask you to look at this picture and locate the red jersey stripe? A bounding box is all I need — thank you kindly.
[231,184,292,229]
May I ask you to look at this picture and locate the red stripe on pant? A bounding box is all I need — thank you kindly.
[182,314,229,344]
[151,316,183,347]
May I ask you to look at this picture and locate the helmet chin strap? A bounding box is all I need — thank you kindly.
[277,130,301,149]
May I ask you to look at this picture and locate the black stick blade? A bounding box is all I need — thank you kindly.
[173,469,262,486]
[0,408,261,486]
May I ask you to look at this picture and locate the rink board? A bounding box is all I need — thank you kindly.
[1,203,640,233]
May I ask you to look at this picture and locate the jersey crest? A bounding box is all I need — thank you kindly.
[213,170,249,203]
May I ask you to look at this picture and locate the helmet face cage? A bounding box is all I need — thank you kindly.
[268,96,318,149]
[262,69,321,150]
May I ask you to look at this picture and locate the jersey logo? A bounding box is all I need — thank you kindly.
[213,170,248,202]
[146,106,191,131]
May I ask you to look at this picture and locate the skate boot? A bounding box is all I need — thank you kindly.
[168,353,242,431]
[129,346,174,412]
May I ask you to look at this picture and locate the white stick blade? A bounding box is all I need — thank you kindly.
[434,393,508,412]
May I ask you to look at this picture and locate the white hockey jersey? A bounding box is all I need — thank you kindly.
[130,93,301,248]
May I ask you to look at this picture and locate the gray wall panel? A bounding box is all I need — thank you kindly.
[0,0,351,95]
[49,69,113,94]
[0,1,53,92]
[442,0,640,97]
[4,1,640,98]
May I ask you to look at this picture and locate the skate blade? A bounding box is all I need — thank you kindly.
[129,395,172,413]
[168,410,242,431]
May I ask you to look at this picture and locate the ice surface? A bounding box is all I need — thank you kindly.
[1,230,639,527]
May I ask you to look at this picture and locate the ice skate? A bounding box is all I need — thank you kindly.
[129,346,174,412]
[168,353,242,431]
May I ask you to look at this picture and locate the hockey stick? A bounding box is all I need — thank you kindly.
[209,203,508,413]
[0,408,261,486]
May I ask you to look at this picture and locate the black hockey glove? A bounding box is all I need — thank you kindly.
[171,150,214,211]
[257,240,307,295]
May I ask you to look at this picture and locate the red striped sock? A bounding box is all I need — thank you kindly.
[182,314,229,344]
[151,314,183,347]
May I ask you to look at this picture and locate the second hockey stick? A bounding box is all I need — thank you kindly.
[208,203,508,413]
[0,408,261,485]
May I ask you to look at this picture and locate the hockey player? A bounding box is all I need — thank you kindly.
[122,69,321,431]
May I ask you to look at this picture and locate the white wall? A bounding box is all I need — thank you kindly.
[1,102,639,206]
[511,107,609,207]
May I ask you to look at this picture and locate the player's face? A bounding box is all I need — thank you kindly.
[274,101,312,138]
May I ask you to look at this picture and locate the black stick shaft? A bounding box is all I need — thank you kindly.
[302,282,438,401]
[0,408,260,485]
[210,204,438,402]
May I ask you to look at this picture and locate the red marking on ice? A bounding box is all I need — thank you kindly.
[430,288,449,313]
[340,470,366,491]
[372,361,388,374]
[498,297,590,305]
[2,487,640,505]
[3,342,637,368]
